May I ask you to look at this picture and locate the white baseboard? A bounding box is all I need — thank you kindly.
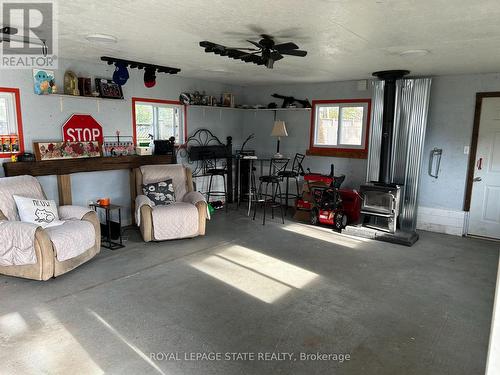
[416,206,465,236]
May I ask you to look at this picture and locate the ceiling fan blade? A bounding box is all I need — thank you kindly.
[247,40,264,49]
[270,51,283,61]
[225,47,260,51]
[273,42,299,52]
[280,49,307,57]
[239,51,262,59]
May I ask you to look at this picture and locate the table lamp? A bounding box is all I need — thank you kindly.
[271,120,288,158]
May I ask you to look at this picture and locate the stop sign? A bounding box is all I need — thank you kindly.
[62,114,103,144]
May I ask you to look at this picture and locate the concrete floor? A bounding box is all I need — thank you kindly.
[0,210,498,375]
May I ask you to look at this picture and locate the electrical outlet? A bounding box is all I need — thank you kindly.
[464,146,470,155]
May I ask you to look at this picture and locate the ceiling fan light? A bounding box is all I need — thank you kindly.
[86,33,117,44]
[265,58,274,69]
[399,49,430,57]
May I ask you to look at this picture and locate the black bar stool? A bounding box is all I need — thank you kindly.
[253,158,289,225]
[204,152,228,212]
[277,153,305,215]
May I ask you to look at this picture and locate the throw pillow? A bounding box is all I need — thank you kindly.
[13,195,64,228]
[142,179,175,206]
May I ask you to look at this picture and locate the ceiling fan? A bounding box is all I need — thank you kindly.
[199,34,307,69]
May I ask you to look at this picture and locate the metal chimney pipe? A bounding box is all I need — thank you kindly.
[372,70,410,184]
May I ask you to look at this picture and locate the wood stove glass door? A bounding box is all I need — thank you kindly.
[469,97,500,239]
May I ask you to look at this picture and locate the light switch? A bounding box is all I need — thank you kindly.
[464,146,470,155]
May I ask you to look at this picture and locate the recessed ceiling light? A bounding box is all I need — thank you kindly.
[85,34,117,44]
[205,68,228,73]
[399,49,430,57]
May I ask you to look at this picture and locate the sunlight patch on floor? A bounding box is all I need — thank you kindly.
[0,307,104,374]
[0,312,28,337]
[281,222,368,249]
[191,245,319,303]
[216,245,319,288]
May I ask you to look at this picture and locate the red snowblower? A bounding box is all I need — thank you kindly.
[295,164,361,230]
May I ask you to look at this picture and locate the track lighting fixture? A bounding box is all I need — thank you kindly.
[101,56,180,88]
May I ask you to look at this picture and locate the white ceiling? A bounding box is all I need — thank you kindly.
[53,0,500,84]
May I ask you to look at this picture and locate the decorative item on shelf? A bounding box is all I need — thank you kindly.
[179,91,220,106]
[64,70,79,96]
[136,146,153,156]
[179,92,191,105]
[95,78,123,99]
[271,93,311,108]
[103,131,135,156]
[33,69,55,95]
[10,154,17,162]
[33,141,102,161]
[77,77,92,96]
[271,120,288,158]
[222,93,234,107]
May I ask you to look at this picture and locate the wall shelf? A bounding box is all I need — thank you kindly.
[187,105,311,112]
[40,93,125,101]
[36,93,125,112]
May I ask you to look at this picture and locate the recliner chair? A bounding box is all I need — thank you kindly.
[0,175,101,281]
[135,164,208,242]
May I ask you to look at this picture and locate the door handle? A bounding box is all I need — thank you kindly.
[473,177,482,182]
[477,157,483,170]
[428,148,442,178]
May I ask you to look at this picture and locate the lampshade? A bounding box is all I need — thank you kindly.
[271,120,288,137]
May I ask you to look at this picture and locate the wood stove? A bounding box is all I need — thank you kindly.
[359,70,408,234]
[343,70,432,246]
[360,183,400,233]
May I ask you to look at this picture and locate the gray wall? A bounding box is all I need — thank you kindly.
[419,73,500,211]
[0,59,243,223]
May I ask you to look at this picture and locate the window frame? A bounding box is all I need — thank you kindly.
[0,87,24,158]
[132,97,187,146]
[307,98,371,159]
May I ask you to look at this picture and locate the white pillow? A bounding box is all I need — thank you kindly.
[13,195,64,228]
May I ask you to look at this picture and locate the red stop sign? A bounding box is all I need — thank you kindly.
[62,114,103,144]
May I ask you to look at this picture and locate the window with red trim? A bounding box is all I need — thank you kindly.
[0,87,24,158]
[308,99,371,159]
[132,97,186,146]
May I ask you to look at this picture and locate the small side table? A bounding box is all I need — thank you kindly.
[89,203,124,250]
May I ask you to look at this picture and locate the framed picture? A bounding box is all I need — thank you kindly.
[222,93,234,107]
[95,78,124,99]
[33,141,102,161]
[33,69,55,95]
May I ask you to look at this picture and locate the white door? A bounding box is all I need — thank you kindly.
[469,97,500,239]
